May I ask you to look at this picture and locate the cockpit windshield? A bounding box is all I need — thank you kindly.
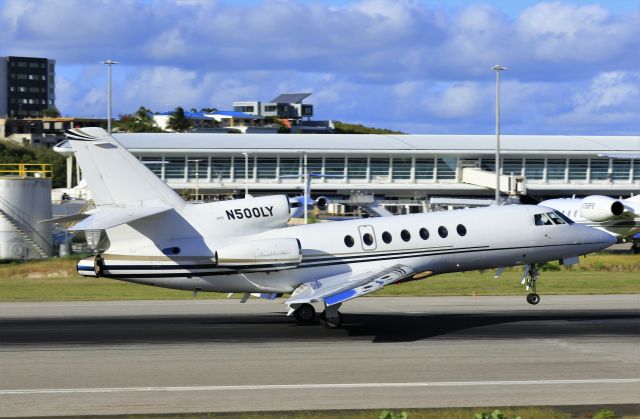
[534,211,572,226]
[553,210,575,224]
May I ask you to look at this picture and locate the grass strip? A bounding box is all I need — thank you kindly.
[1,254,639,302]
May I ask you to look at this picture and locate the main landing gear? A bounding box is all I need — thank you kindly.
[292,303,343,329]
[319,303,343,329]
[522,264,541,305]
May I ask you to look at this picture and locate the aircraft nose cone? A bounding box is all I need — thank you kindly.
[585,227,617,251]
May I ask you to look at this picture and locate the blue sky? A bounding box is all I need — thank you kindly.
[1,0,638,134]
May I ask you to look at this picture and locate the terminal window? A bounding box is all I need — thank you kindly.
[547,159,567,180]
[392,158,411,180]
[370,158,390,179]
[211,158,231,179]
[347,158,367,179]
[279,158,299,177]
[437,158,457,180]
[568,159,588,181]
[590,158,610,181]
[415,158,435,180]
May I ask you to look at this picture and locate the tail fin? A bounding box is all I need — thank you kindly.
[66,127,185,209]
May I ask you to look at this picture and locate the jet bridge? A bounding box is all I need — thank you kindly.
[461,167,526,196]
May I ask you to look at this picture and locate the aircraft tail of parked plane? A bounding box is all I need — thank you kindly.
[58,128,616,328]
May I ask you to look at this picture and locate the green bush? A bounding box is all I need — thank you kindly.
[474,409,522,419]
[379,410,408,419]
[593,409,616,419]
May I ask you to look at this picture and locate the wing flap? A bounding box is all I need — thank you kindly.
[67,206,171,231]
[286,264,413,307]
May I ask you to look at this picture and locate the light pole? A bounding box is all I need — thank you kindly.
[492,64,507,205]
[241,152,249,198]
[188,159,203,201]
[303,152,308,224]
[102,59,118,134]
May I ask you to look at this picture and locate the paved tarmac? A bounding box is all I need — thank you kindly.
[0,295,639,417]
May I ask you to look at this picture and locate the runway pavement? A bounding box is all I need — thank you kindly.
[0,295,639,417]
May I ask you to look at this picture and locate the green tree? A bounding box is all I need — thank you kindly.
[0,140,67,188]
[40,107,61,118]
[116,106,163,133]
[167,106,192,132]
[333,121,405,134]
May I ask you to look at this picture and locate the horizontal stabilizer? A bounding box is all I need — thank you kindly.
[286,264,413,307]
[67,206,171,231]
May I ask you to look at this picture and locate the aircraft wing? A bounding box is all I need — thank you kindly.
[66,206,172,231]
[286,264,413,307]
[40,213,90,224]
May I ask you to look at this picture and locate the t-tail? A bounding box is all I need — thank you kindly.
[65,127,184,210]
[60,127,187,231]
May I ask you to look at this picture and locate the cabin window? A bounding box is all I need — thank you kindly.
[419,228,429,240]
[362,233,374,246]
[438,226,448,238]
[456,224,467,236]
[382,231,392,244]
[401,229,411,242]
[344,235,355,247]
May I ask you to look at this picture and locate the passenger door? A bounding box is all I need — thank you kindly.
[358,225,377,251]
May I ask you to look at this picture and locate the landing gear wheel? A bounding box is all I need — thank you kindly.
[319,311,343,329]
[293,303,316,323]
[526,293,540,305]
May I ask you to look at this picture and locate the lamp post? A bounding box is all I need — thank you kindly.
[102,59,118,134]
[492,64,507,205]
[241,152,249,198]
[188,159,203,201]
[303,152,308,224]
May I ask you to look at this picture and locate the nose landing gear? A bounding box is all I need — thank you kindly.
[522,264,541,305]
[293,303,316,324]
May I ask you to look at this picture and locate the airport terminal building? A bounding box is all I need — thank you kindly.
[61,133,639,205]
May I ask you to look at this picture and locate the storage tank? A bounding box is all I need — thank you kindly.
[0,177,52,260]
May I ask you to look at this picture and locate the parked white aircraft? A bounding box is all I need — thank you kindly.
[57,128,615,328]
[539,195,640,249]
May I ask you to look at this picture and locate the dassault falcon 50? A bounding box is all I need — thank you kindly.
[54,128,615,328]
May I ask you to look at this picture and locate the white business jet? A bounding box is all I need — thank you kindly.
[539,195,640,249]
[57,128,615,328]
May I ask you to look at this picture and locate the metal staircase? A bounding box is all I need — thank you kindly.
[0,208,49,259]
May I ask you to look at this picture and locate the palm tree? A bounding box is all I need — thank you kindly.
[167,106,191,132]
[134,106,154,125]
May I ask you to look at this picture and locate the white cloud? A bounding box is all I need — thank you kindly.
[423,82,489,119]
[1,0,638,134]
[551,71,640,128]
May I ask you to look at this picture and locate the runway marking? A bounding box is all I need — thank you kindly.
[1,379,638,395]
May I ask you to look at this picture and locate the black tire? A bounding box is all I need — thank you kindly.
[319,311,343,329]
[527,293,540,305]
[294,303,316,323]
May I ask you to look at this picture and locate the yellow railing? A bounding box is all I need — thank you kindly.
[0,163,52,178]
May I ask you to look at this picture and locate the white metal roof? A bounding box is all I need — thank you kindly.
[110,133,639,155]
